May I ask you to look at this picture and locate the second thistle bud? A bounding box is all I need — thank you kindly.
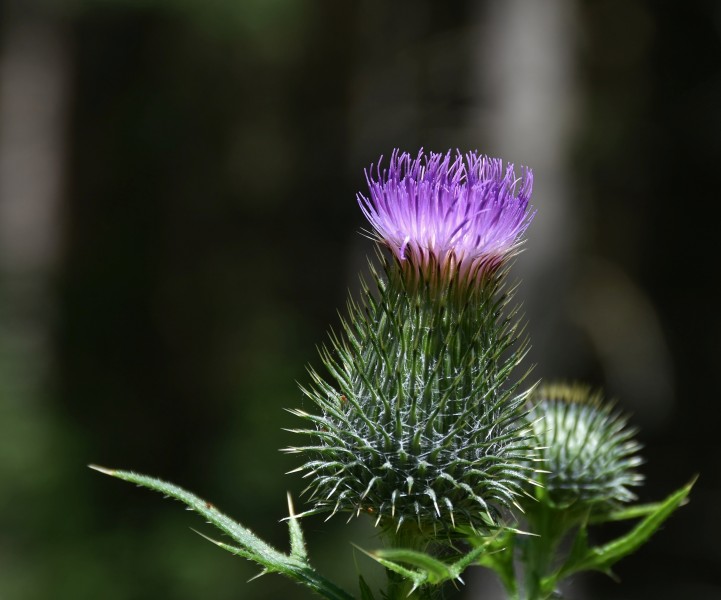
[528,383,644,513]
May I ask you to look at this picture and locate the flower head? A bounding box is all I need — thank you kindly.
[358,149,534,288]
[288,149,537,537]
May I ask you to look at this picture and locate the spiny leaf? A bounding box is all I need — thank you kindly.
[89,466,354,600]
[89,465,287,566]
[588,497,690,525]
[361,543,491,588]
[473,530,517,595]
[555,478,696,581]
[373,549,452,584]
[354,544,427,593]
[358,575,376,600]
[287,493,308,560]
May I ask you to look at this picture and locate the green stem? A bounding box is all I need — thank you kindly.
[518,496,569,600]
[521,522,554,598]
[382,526,437,600]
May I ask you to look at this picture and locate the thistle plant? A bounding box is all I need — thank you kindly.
[92,149,694,600]
[286,151,536,539]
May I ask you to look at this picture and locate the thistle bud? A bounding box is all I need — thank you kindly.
[528,383,644,512]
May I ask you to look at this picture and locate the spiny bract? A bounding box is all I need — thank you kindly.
[286,260,537,533]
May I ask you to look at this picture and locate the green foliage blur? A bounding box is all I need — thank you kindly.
[2,1,367,598]
[1,0,719,599]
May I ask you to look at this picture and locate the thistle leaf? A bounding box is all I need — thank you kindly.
[588,497,690,525]
[362,551,427,590]
[358,575,376,600]
[89,466,354,600]
[554,478,696,581]
[373,549,452,584]
[359,543,490,588]
[473,531,517,595]
[287,492,308,560]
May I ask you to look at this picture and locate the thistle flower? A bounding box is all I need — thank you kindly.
[358,149,533,289]
[529,383,644,511]
[287,150,538,536]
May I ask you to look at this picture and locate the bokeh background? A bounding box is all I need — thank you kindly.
[1,0,720,598]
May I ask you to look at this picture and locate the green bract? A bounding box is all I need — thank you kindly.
[286,256,537,534]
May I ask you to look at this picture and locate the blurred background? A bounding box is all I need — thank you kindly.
[1,0,719,598]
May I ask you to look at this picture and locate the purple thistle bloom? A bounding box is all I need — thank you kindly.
[358,149,534,286]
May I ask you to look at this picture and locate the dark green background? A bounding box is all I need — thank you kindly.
[1,1,719,598]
